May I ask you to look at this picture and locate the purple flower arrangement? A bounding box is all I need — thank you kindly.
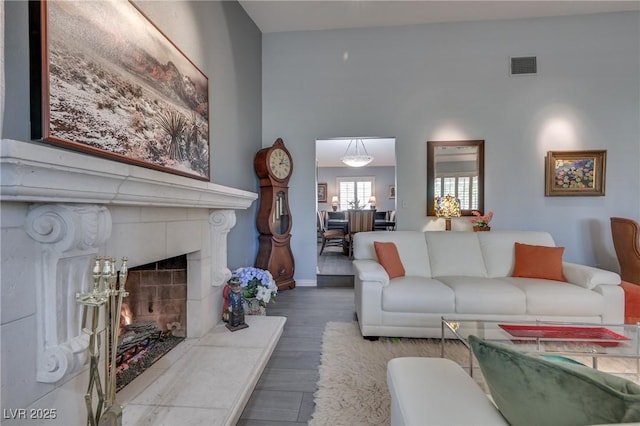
[232,267,278,306]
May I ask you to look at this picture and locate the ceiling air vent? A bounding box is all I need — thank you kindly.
[510,56,537,75]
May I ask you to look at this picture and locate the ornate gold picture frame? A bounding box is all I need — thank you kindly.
[545,150,606,196]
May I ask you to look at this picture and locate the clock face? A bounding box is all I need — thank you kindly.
[268,148,292,179]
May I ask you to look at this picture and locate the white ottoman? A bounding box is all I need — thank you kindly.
[387,357,509,426]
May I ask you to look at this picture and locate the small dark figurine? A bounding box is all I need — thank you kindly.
[225,278,248,331]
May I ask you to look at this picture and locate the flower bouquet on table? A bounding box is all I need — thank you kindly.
[232,266,277,315]
[470,210,493,231]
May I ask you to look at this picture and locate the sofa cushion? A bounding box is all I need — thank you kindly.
[354,231,432,277]
[436,277,526,315]
[469,335,640,426]
[425,232,487,278]
[500,277,604,316]
[374,241,405,279]
[513,242,567,282]
[382,277,454,313]
[478,231,557,278]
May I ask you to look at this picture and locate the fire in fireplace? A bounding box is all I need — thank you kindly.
[115,255,188,391]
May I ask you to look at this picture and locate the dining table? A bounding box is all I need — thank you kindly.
[326,217,396,233]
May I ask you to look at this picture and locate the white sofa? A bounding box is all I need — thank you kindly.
[353,230,624,339]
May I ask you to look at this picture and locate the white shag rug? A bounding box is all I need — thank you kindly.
[309,321,639,426]
[309,321,484,426]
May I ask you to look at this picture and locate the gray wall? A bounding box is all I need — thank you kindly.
[264,12,640,280]
[2,0,262,269]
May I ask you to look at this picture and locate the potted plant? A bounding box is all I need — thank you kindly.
[470,210,493,231]
[348,199,362,210]
[231,266,278,315]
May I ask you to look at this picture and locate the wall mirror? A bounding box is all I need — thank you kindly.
[427,140,484,216]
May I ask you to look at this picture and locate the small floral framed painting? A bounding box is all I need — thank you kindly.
[545,150,606,196]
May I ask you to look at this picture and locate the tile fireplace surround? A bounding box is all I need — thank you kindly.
[0,139,259,425]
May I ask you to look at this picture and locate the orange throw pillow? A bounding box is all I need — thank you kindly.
[374,241,406,279]
[621,281,640,324]
[512,242,567,282]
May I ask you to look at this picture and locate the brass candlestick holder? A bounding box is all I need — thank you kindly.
[76,256,128,426]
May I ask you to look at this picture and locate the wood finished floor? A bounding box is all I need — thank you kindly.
[237,286,356,425]
[316,243,354,276]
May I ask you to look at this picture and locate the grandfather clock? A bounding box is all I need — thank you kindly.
[254,138,296,290]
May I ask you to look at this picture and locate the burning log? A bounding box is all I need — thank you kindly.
[117,321,162,358]
[115,320,184,392]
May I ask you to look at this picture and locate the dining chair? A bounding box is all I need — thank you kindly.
[610,217,640,285]
[317,210,327,242]
[388,210,396,230]
[345,209,376,258]
[318,210,345,255]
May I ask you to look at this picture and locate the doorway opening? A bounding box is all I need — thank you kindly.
[315,137,397,281]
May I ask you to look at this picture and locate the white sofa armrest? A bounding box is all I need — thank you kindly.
[353,260,388,336]
[352,259,390,286]
[592,284,625,324]
[562,262,621,290]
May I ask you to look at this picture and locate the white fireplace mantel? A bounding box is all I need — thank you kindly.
[1,139,257,209]
[1,138,258,386]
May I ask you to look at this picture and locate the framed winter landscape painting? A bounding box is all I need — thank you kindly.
[29,0,210,180]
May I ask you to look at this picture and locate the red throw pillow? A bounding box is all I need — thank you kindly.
[512,242,567,282]
[374,241,406,279]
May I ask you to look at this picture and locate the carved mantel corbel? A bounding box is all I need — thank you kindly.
[209,210,236,287]
[24,204,112,383]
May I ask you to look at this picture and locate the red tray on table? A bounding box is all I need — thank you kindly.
[498,324,630,347]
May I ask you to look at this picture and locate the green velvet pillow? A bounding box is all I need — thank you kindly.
[541,354,585,366]
[469,335,640,426]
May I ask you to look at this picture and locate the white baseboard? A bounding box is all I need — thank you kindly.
[295,279,317,287]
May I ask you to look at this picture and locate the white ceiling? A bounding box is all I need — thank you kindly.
[316,138,396,167]
[238,1,639,34]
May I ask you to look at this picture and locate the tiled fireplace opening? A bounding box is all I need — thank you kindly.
[116,255,188,391]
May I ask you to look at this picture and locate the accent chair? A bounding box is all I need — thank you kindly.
[611,217,640,286]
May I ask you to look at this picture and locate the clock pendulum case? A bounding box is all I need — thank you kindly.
[254,138,296,290]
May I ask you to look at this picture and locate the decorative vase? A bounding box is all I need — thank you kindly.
[243,298,266,316]
[445,217,452,231]
[473,226,491,232]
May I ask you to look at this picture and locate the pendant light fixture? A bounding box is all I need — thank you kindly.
[341,139,374,167]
